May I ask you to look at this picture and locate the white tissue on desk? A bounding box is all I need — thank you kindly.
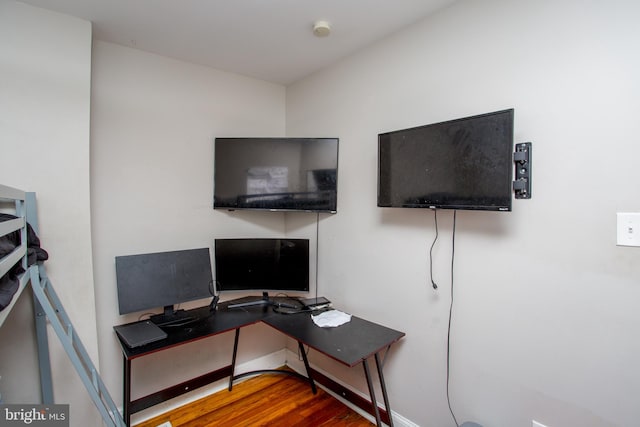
[311,310,351,327]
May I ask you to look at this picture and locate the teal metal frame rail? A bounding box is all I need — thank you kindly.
[0,184,125,427]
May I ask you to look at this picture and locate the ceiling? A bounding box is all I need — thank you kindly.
[18,0,457,85]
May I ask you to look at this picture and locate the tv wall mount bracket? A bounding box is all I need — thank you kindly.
[513,142,532,199]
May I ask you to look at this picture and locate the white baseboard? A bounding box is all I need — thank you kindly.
[130,349,288,425]
[283,348,418,427]
[130,347,418,427]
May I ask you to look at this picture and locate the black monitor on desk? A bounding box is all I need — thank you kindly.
[115,247,214,325]
[214,238,309,308]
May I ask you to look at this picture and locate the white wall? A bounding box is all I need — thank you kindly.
[0,1,99,426]
[89,40,291,421]
[286,0,640,426]
[6,1,640,426]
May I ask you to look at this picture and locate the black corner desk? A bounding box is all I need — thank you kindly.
[114,298,405,427]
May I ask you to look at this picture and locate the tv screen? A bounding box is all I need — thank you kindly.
[214,238,309,293]
[378,109,514,211]
[115,248,213,315]
[214,137,338,213]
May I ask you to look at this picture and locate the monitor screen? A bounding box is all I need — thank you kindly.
[115,248,213,315]
[378,109,514,211]
[214,137,338,213]
[214,238,309,293]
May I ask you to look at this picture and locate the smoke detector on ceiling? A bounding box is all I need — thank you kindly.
[313,20,331,37]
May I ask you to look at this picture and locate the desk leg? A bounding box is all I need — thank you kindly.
[123,355,131,427]
[362,358,382,427]
[375,353,393,427]
[298,341,317,394]
[229,328,240,391]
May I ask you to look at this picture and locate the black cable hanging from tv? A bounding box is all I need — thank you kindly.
[315,212,320,299]
[447,210,459,427]
[429,209,439,290]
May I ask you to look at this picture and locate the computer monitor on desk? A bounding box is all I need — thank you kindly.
[214,238,309,308]
[115,248,214,325]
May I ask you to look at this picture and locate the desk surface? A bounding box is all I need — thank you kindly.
[264,312,405,367]
[116,305,266,359]
[115,297,405,427]
[115,297,405,366]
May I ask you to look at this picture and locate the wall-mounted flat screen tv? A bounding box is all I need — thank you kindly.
[378,109,514,211]
[214,137,338,213]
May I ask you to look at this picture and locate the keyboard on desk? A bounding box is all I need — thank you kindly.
[156,316,198,328]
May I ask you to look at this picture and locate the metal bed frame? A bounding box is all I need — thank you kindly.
[0,184,125,427]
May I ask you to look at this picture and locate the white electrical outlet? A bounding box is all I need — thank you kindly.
[532,421,548,427]
[617,212,640,247]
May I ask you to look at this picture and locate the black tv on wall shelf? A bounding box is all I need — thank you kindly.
[214,137,339,213]
[378,109,515,212]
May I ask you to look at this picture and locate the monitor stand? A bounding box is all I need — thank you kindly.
[150,305,197,327]
[227,292,273,309]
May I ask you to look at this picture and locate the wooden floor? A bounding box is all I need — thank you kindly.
[134,371,374,427]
